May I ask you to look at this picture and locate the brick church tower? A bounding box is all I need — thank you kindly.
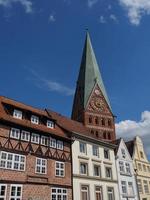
[71,32,116,141]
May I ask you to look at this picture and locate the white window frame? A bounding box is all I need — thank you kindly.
[50,137,56,148]
[143,180,149,194]
[121,181,127,194]
[104,149,110,159]
[41,136,49,146]
[0,151,26,171]
[55,161,65,177]
[95,186,103,200]
[105,166,112,179]
[13,109,22,120]
[128,182,134,196]
[93,145,99,157]
[47,120,54,129]
[31,133,40,144]
[93,164,101,177]
[107,187,115,200]
[81,185,89,200]
[80,162,88,175]
[10,128,20,139]
[31,115,39,124]
[35,158,47,174]
[57,140,63,150]
[51,188,67,200]
[125,163,131,175]
[79,142,87,154]
[10,184,22,200]
[21,130,30,142]
[119,161,125,173]
[0,184,7,200]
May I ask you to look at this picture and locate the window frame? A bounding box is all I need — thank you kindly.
[21,130,30,142]
[10,128,20,140]
[79,142,87,154]
[51,188,67,200]
[105,166,112,179]
[31,115,39,124]
[92,145,99,157]
[81,185,90,200]
[93,164,101,177]
[0,184,7,200]
[13,109,22,120]
[104,149,110,159]
[80,162,88,176]
[57,140,64,150]
[107,187,115,200]
[9,184,22,200]
[47,120,54,129]
[35,157,47,174]
[31,133,40,144]
[55,161,65,177]
[50,137,56,148]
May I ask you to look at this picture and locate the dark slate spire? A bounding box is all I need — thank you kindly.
[72,32,111,121]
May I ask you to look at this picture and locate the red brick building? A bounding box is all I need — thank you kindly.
[0,96,72,200]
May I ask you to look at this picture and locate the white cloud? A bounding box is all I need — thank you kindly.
[110,14,118,22]
[119,0,150,26]
[116,111,150,156]
[87,0,98,8]
[0,0,33,13]
[49,12,56,23]
[99,15,106,23]
[29,69,74,96]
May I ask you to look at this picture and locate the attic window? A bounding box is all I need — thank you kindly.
[13,109,22,119]
[47,120,54,129]
[140,151,144,159]
[31,115,39,124]
[121,148,126,158]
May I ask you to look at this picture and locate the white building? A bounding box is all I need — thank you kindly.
[72,133,119,200]
[114,138,139,200]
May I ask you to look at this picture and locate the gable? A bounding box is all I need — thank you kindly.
[117,139,132,161]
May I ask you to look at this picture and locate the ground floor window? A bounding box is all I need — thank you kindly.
[51,188,67,200]
[107,187,114,200]
[10,185,22,200]
[81,185,89,200]
[0,184,7,200]
[95,186,102,200]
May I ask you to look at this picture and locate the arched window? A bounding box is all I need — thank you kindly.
[95,117,99,125]
[108,119,112,127]
[95,131,99,138]
[89,116,92,124]
[103,131,106,139]
[101,118,105,126]
[108,132,111,140]
[91,130,94,135]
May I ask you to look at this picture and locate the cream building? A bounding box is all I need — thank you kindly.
[72,133,119,200]
[126,136,150,200]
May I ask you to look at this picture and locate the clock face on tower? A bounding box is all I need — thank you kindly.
[90,97,105,112]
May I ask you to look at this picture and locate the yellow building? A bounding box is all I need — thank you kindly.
[126,136,150,200]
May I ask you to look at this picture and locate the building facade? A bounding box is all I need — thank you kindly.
[126,136,150,200]
[114,138,139,200]
[0,96,72,200]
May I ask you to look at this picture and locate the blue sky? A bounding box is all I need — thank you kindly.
[0,0,150,155]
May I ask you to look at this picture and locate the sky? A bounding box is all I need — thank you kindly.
[0,0,150,156]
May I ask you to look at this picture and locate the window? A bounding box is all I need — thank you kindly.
[50,138,56,148]
[35,158,47,174]
[138,163,142,171]
[107,187,114,200]
[147,166,150,172]
[10,185,22,200]
[93,165,101,177]
[47,120,54,129]
[125,163,131,175]
[121,181,127,194]
[80,142,87,154]
[57,140,63,150]
[128,182,134,196]
[95,117,99,124]
[21,130,30,141]
[0,184,7,200]
[143,180,149,194]
[119,161,125,173]
[93,145,99,157]
[0,151,25,171]
[80,163,88,175]
[140,151,144,158]
[107,132,111,140]
[121,148,126,158]
[31,133,40,144]
[101,118,105,126]
[31,115,39,124]
[10,128,20,139]
[104,149,109,159]
[103,132,107,139]
[137,179,143,193]
[95,186,102,200]
[81,185,89,200]
[51,188,67,200]
[105,167,112,179]
[89,116,92,124]
[13,109,22,119]
[55,162,65,177]
[108,119,112,127]
[143,165,147,172]
[41,136,49,146]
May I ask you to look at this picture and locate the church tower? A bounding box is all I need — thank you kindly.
[71,32,116,141]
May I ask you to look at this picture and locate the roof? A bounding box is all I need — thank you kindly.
[125,140,135,157]
[72,32,111,114]
[0,96,70,140]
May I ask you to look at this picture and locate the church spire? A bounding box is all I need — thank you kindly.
[71,32,116,141]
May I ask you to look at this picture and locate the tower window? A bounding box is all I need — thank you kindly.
[103,132,107,139]
[101,118,105,126]
[108,132,111,140]
[95,117,99,125]
[95,131,99,138]
[89,116,92,124]
[91,130,94,135]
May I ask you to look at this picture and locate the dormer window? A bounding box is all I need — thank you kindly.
[31,115,39,124]
[13,109,22,119]
[47,120,54,129]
